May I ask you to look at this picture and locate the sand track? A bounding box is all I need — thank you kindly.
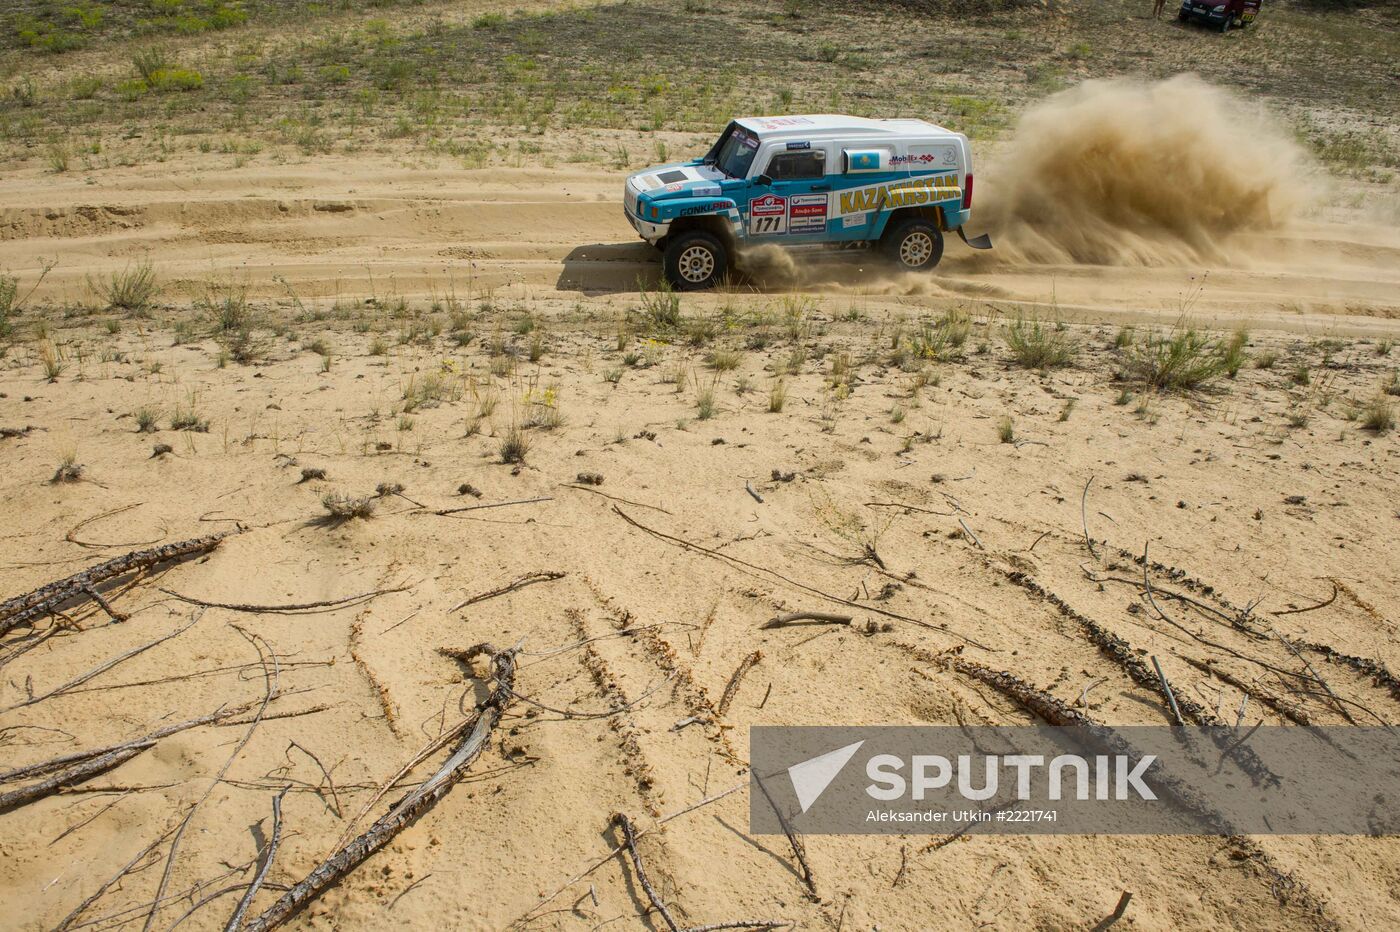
[2,156,1398,337]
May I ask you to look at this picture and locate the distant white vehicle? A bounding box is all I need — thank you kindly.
[624,114,991,290]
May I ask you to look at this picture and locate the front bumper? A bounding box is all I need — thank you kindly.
[626,205,670,244]
[1180,3,1228,21]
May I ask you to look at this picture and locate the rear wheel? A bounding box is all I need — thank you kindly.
[663,230,728,291]
[882,217,944,273]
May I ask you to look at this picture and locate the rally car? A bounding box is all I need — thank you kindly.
[623,114,991,290]
[1179,0,1260,32]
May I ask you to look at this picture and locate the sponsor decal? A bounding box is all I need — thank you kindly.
[786,141,811,150]
[691,184,722,198]
[837,174,961,216]
[680,201,728,216]
[891,154,939,165]
[842,214,866,229]
[748,193,788,235]
[665,182,684,192]
[788,193,829,234]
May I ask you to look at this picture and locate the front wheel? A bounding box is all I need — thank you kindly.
[663,230,728,291]
[1220,16,1231,32]
[882,217,944,273]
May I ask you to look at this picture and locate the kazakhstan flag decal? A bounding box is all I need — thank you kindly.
[845,150,883,173]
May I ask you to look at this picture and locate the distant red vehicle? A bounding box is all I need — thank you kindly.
[1178,0,1261,32]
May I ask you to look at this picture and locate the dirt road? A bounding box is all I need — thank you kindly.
[3,156,1398,337]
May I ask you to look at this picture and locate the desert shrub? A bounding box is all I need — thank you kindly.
[638,279,681,329]
[322,492,376,520]
[1005,315,1074,369]
[498,424,530,463]
[1122,327,1227,392]
[1360,395,1395,432]
[93,262,159,312]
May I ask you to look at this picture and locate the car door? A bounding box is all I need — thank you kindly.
[744,145,834,244]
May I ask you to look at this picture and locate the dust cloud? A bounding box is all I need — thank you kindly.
[980,75,1310,265]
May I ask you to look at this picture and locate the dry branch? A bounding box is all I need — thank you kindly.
[159,584,410,614]
[143,627,279,932]
[4,610,202,712]
[613,812,681,931]
[1081,476,1099,559]
[240,642,519,932]
[761,612,852,630]
[225,789,287,932]
[611,506,992,650]
[448,571,565,613]
[1271,583,1338,617]
[717,651,762,717]
[54,824,179,931]
[0,530,237,637]
[0,742,153,814]
[564,483,673,514]
[432,496,552,516]
[0,699,257,786]
[751,770,817,899]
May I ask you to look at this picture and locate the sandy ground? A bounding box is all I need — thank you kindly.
[2,145,1399,932]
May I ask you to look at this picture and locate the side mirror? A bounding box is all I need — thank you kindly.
[755,173,773,186]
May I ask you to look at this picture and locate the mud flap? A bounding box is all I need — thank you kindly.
[956,227,993,250]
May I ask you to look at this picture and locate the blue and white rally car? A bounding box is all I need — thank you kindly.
[624,114,991,290]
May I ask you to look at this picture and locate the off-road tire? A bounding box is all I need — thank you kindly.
[663,230,727,291]
[882,217,944,273]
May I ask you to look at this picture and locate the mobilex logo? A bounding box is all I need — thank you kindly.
[752,726,1400,836]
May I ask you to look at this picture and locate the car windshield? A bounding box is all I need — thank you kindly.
[709,124,760,179]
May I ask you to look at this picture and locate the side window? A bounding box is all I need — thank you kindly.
[766,150,826,181]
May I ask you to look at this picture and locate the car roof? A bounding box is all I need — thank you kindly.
[735,114,956,139]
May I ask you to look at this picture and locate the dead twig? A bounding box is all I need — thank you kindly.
[745,481,764,504]
[1150,655,1185,726]
[521,782,747,921]
[1081,476,1099,559]
[4,610,203,712]
[54,823,179,931]
[224,788,288,932]
[717,651,762,718]
[761,612,852,630]
[1275,631,1356,724]
[613,812,680,931]
[957,518,983,550]
[158,584,410,615]
[66,503,164,549]
[751,771,817,899]
[240,641,519,932]
[1271,583,1339,617]
[447,571,565,613]
[143,627,280,932]
[431,496,552,516]
[1,698,258,786]
[285,742,341,817]
[1091,891,1133,931]
[564,483,672,514]
[610,506,992,650]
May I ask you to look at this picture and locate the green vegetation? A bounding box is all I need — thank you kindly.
[1005,315,1074,370]
[1,0,1393,170]
[1121,326,1228,392]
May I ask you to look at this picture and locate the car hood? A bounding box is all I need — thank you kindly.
[628,162,728,199]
